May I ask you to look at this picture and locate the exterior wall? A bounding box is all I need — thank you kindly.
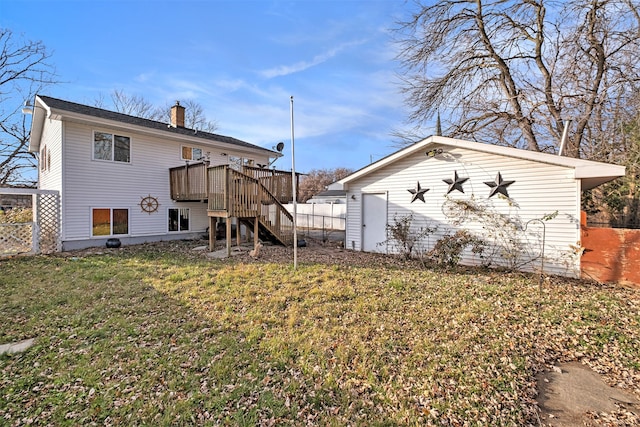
[40,118,269,249]
[346,147,582,277]
[39,119,63,192]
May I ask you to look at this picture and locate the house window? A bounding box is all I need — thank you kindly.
[40,146,49,171]
[168,208,190,232]
[181,146,203,161]
[229,155,242,171]
[94,132,131,163]
[92,208,129,236]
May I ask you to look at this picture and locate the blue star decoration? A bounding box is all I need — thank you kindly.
[408,181,429,203]
[484,172,515,198]
[443,170,469,194]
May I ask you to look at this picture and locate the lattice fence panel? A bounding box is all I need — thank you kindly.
[0,223,33,255]
[36,193,61,254]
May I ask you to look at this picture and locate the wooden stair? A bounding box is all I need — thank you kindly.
[206,165,294,247]
[170,163,297,249]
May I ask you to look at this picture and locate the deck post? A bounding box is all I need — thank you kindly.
[209,216,216,252]
[254,216,259,247]
[236,218,241,247]
[226,219,232,257]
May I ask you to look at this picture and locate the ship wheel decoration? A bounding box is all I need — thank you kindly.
[140,195,160,214]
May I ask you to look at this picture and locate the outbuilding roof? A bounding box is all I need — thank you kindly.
[334,135,625,191]
[28,95,279,158]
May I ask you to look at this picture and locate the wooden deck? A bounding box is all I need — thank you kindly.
[170,164,297,252]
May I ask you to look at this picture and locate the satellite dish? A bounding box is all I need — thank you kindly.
[275,142,285,152]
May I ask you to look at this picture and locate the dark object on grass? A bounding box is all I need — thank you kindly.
[106,238,122,248]
[297,239,307,248]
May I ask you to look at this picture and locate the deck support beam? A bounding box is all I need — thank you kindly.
[236,218,241,247]
[208,216,216,252]
[254,216,259,247]
[226,219,232,257]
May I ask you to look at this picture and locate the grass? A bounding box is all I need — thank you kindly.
[1,242,639,426]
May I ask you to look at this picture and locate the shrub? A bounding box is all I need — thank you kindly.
[382,213,437,260]
[429,230,486,266]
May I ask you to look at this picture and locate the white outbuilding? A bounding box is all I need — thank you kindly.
[331,136,625,277]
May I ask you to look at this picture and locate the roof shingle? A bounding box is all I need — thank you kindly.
[38,95,275,154]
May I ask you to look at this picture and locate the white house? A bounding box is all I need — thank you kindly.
[27,95,290,251]
[331,136,625,277]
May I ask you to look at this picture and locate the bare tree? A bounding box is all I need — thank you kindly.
[584,98,640,227]
[108,89,164,120]
[395,0,640,157]
[0,28,57,186]
[298,168,353,203]
[98,90,219,133]
[180,99,219,133]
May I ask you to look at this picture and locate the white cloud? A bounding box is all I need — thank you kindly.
[259,39,366,78]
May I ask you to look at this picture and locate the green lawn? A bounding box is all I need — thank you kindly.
[1,242,639,426]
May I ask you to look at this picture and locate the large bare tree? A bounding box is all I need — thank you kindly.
[0,28,57,186]
[396,0,640,158]
[584,100,640,227]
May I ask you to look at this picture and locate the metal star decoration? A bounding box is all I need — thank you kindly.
[443,170,469,194]
[484,172,515,198]
[408,181,429,203]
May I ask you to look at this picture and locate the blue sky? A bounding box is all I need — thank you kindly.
[1,0,431,174]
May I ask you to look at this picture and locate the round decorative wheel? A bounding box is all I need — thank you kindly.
[140,195,159,214]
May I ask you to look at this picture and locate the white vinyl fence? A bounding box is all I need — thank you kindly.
[284,203,346,230]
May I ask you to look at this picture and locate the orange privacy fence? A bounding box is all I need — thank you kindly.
[581,223,640,287]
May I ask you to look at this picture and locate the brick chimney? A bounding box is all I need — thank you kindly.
[170,101,185,128]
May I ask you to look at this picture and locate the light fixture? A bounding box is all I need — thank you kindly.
[21,101,34,115]
[426,148,444,157]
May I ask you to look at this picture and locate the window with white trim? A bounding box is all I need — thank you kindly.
[93,131,131,163]
[92,208,129,236]
[229,155,242,171]
[40,145,49,171]
[168,208,190,232]
[181,145,203,161]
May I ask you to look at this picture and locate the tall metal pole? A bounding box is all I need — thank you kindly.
[290,96,298,269]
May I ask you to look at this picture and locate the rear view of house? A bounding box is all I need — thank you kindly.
[27,95,295,251]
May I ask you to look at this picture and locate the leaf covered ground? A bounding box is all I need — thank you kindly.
[1,240,639,426]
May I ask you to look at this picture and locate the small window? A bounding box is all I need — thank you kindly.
[181,146,203,161]
[168,208,189,232]
[92,208,129,236]
[93,132,131,163]
[229,156,242,171]
[40,146,48,171]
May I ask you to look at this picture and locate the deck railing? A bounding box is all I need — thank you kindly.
[170,163,297,204]
[169,162,208,201]
[242,166,298,203]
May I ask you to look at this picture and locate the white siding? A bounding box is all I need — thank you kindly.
[347,147,582,277]
[38,119,63,192]
[42,119,269,245]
